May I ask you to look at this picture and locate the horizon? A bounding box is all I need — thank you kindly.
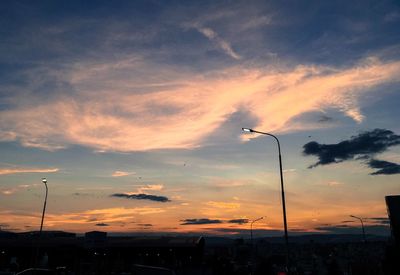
[1,0,399,237]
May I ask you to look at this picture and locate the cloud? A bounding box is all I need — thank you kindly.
[327,181,344,187]
[228,219,249,224]
[367,217,390,225]
[95,223,109,227]
[1,183,42,195]
[112,170,135,177]
[318,115,334,123]
[138,184,164,193]
[341,220,355,223]
[180,218,223,225]
[194,26,241,60]
[1,57,400,152]
[111,193,170,202]
[303,129,400,168]
[314,224,390,235]
[368,159,400,175]
[0,167,59,175]
[138,223,153,227]
[1,189,16,195]
[205,201,240,209]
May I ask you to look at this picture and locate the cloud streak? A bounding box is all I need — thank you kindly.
[112,170,135,177]
[180,218,222,225]
[0,167,59,175]
[195,26,241,60]
[228,218,249,224]
[368,159,400,175]
[111,193,170,202]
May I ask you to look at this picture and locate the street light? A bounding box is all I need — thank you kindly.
[242,127,290,267]
[39,178,48,236]
[250,216,264,246]
[350,215,366,242]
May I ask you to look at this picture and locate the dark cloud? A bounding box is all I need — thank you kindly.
[111,193,170,202]
[341,220,355,223]
[367,217,390,225]
[138,224,153,227]
[180,218,222,225]
[303,129,400,168]
[209,228,287,237]
[368,159,400,175]
[318,115,333,123]
[315,224,390,236]
[95,223,109,227]
[228,219,249,224]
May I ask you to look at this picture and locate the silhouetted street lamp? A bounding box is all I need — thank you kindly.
[242,127,289,267]
[350,215,366,242]
[251,216,264,245]
[39,178,48,236]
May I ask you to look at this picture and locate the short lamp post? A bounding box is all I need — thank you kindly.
[350,215,366,243]
[242,128,290,268]
[251,217,264,246]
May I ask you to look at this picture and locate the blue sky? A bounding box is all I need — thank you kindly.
[0,0,399,236]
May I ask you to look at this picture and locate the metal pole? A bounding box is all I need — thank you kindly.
[35,178,48,268]
[39,178,48,235]
[243,128,290,269]
[251,217,264,246]
[350,215,366,243]
[361,219,366,243]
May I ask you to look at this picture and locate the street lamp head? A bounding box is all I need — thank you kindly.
[242,128,253,133]
[42,178,47,184]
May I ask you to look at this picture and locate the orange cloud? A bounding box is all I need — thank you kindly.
[0,167,59,175]
[0,57,399,151]
[111,170,135,177]
[205,201,240,209]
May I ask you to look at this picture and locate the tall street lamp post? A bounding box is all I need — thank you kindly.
[350,215,366,242]
[242,128,289,268]
[39,178,48,236]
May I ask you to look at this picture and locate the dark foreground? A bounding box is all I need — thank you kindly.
[1,231,399,275]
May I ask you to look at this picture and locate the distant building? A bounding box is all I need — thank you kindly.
[385,195,400,244]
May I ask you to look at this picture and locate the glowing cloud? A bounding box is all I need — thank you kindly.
[0,167,59,175]
[205,201,240,209]
[112,170,135,177]
[0,57,399,152]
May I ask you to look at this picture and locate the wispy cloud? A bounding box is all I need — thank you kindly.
[1,57,400,152]
[0,167,59,175]
[138,184,164,193]
[112,170,135,177]
[194,26,241,60]
[228,218,249,224]
[205,201,240,209]
[1,183,36,195]
[327,181,344,187]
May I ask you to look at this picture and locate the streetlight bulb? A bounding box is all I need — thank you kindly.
[242,128,253,133]
[42,178,47,184]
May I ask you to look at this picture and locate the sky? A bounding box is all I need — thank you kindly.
[0,0,400,237]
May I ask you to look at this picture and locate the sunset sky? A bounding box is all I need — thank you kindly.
[1,0,400,236]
